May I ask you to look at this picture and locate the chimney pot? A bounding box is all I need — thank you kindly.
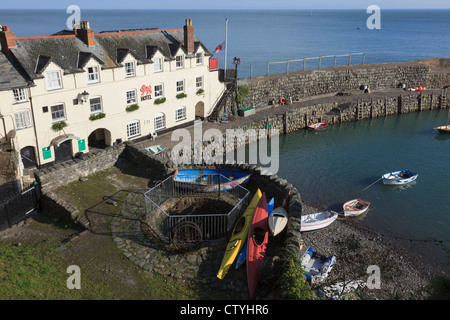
[0,25,16,53]
[77,21,95,47]
[184,19,194,54]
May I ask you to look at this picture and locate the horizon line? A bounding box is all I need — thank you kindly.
[1,7,450,10]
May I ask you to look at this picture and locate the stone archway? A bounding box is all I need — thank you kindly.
[195,101,205,119]
[88,128,112,149]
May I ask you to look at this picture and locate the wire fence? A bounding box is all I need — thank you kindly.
[244,52,366,78]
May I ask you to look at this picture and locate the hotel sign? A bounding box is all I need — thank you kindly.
[140,84,152,101]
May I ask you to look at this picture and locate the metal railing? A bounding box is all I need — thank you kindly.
[263,52,366,77]
[143,173,249,242]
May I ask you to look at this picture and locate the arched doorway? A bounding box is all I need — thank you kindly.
[195,101,205,119]
[54,140,73,163]
[20,146,37,169]
[88,128,111,149]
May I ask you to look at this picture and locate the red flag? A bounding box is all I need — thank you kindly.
[214,41,226,54]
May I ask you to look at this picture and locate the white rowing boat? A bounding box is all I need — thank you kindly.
[300,210,338,232]
[381,169,418,185]
[343,198,370,217]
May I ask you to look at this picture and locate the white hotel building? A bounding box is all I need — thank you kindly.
[0,19,225,172]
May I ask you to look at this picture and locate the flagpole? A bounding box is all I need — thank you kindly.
[224,18,228,80]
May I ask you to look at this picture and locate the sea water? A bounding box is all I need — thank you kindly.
[1,9,450,76]
[275,109,450,271]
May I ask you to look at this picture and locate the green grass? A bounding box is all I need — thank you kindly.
[0,241,111,300]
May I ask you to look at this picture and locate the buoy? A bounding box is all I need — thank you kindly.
[279,97,286,104]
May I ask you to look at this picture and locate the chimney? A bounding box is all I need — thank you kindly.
[184,19,194,54]
[0,26,17,53]
[77,21,95,47]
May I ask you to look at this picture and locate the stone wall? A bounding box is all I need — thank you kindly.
[34,144,125,192]
[223,91,447,135]
[33,144,125,228]
[235,61,449,110]
[122,147,304,259]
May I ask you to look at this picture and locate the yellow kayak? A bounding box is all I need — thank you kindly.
[217,189,262,280]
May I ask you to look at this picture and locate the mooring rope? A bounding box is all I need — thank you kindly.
[356,177,382,193]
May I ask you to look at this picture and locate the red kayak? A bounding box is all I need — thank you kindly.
[246,192,268,298]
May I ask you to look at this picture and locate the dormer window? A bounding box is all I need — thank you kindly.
[13,88,27,103]
[176,55,184,69]
[124,61,135,77]
[45,71,62,91]
[87,66,100,83]
[196,53,203,65]
[154,57,163,73]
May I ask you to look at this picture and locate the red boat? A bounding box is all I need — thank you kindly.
[246,192,268,298]
[307,122,328,131]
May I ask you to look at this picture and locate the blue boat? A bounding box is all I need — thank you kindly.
[173,169,251,192]
[381,169,418,185]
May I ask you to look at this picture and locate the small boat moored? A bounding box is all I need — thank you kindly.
[308,122,328,131]
[435,125,450,134]
[301,246,336,284]
[343,198,370,217]
[435,108,450,134]
[268,207,288,236]
[381,169,418,185]
[300,210,338,232]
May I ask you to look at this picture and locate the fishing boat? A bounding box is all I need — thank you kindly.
[247,193,268,298]
[300,210,338,232]
[173,169,251,192]
[144,145,165,155]
[307,122,328,131]
[268,207,288,236]
[301,246,336,284]
[217,189,262,280]
[381,169,418,185]
[236,197,274,270]
[343,199,371,217]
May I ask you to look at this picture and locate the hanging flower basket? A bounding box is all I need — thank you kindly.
[51,121,67,132]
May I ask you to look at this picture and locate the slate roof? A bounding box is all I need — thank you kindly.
[8,27,212,81]
[0,52,30,91]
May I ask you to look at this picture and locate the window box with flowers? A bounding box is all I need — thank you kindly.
[126,104,140,112]
[51,121,67,132]
[176,93,187,99]
[154,97,166,105]
[196,89,205,95]
[89,112,106,121]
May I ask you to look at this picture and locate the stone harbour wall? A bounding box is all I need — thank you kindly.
[235,61,449,110]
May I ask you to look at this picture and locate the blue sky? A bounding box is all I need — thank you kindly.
[1,0,449,9]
